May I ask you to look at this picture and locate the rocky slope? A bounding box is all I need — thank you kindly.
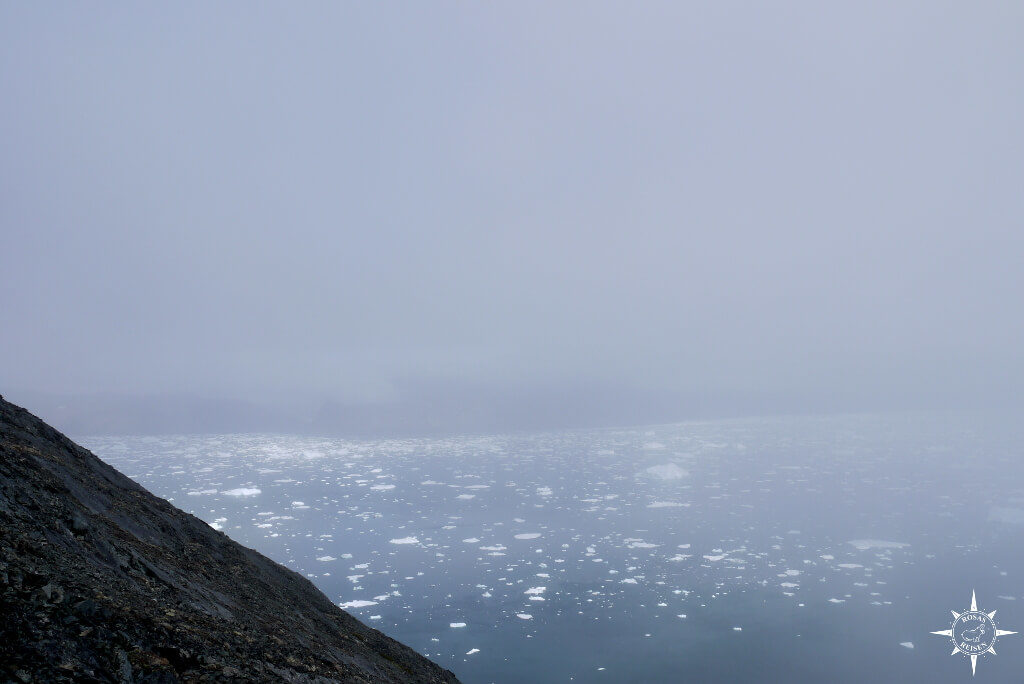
[0,395,460,683]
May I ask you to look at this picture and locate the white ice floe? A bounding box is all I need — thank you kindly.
[222,488,261,496]
[514,533,542,540]
[450,622,467,628]
[389,536,419,545]
[516,613,533,620]
[647,501,687,508]
[847,539,908,551]
[466,648,480,655]
[900,642,914,649]
[316,555,336,561]
[339,600,378,609]
[370,484,396,491]
[642,464,689,480]
[524,586,546,595]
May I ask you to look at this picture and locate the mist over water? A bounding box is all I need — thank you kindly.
[3,3,1024,431]
[4,4,1024,681]
[86,410,1024,682]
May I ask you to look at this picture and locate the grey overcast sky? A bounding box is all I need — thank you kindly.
[2,3,1023,431]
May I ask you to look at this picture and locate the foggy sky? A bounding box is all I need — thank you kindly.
[2,3,1023,434]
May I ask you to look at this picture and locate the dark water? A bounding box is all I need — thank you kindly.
[85,411,1024,682]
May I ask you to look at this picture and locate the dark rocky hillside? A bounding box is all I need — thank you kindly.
[0,395,460,684]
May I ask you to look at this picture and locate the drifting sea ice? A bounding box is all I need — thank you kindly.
[847,539,909,551]
[84,412,1021,682]
[389,536,419,545]
[221,487,261,496]
[641,463,689,480]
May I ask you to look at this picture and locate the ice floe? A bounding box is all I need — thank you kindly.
[389,536,419,545]
[642,464,689,480]
[222,488,261,496]
[847,539,908,551]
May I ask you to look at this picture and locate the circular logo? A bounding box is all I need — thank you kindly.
[951,611,998,655]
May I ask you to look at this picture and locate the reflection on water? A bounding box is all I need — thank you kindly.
[85,411,1024,682]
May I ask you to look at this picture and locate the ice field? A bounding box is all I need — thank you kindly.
[85,411,1024,682]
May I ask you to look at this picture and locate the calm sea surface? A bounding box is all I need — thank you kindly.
[84,411,1024,683]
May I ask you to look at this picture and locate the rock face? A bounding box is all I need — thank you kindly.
[0,396,460,683]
